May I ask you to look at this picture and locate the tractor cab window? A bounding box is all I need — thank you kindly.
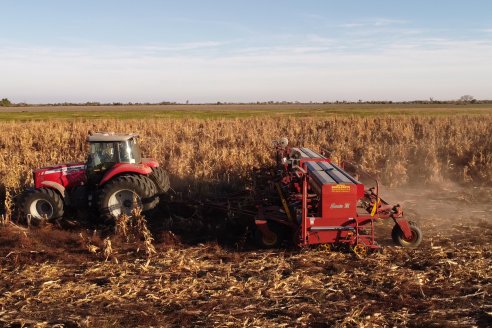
[117,142,131,163]
[86,139,142,171]
[127,138,142,164]
[113,139,141,164]
[87,142,117,170]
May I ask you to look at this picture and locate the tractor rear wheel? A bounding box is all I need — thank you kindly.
[392,221,422,248]
[150,167,170,193]
[97,175,159,220]
[20,188,64,221]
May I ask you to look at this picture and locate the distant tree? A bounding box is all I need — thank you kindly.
[0,98,12,107]
[459,95,475,103]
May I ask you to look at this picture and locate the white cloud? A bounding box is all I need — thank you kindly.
[1,37,491,103]
[339,18,409,28]
[139,41,225,52]
[373,18,408,26]
[339,23,365,28]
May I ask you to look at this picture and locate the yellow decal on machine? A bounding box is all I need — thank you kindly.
[331,184,351,193]
[371,197,381,217]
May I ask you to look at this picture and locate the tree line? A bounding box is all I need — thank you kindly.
[0,96,489,107]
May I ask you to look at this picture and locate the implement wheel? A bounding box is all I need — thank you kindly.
[352,244,368,258]
[254,229,280,248]
[392,221,423,248]
[254,221,288,248]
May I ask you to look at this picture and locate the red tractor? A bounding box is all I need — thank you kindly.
[20,132,170,221]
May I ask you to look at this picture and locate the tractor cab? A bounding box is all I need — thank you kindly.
[86,132,142,183]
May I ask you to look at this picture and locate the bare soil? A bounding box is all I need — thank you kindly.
[0,184,491,327]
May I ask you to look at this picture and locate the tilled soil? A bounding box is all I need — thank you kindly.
[0,185,491,327]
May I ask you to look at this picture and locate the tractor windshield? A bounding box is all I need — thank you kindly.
[87,142,117,170]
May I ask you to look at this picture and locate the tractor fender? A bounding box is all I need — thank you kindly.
[99,164,152,186]
[142,158,159,168]
[40,181,69,204]
[394,218,413,240]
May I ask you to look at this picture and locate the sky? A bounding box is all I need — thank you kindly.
[0,0,491,103]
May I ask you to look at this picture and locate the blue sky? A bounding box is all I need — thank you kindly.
[1,0,491,103]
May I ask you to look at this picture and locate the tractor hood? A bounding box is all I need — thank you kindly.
[34,162,87,189]
[35,162,86,175]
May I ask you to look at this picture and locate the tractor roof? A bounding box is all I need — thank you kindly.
[87,132,139,142]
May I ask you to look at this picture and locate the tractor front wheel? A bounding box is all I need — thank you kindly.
[20,188,64,221]
[392,221,423,248]
[97,175,159,220]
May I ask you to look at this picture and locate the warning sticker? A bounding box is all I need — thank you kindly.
[331,184,351,193]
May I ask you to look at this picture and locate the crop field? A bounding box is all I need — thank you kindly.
[0,105,491,327]
[1,103,492,120]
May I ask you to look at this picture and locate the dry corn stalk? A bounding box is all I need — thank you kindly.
[103,237,112,261]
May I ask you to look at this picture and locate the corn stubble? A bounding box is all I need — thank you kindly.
[0,116,491,327]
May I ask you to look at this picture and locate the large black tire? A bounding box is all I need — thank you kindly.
[97,175,159,220]
[150,167,170,193]
[141,175,160,212]
[141,174,158,197]
[392,221,423,248]
[20,188,64,221]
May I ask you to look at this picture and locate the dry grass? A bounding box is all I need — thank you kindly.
[0,115,491,327]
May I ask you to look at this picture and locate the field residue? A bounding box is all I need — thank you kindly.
[0,114,491,327]
[0,199,491,327]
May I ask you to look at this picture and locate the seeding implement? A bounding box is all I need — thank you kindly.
[253,138,422,252]
[18,132,422,253]
[20,132,170,221]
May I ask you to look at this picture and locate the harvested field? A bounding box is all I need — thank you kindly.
[0,112,491,327]
[0,184,491,327]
